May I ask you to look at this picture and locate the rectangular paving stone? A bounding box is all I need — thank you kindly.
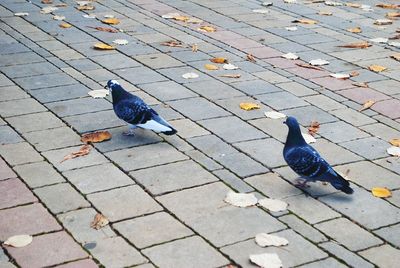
[55,259,98,268]
[256,91,309,110]
[0,98,47,118]
[29,84,91,103]
[13,161,65,188]
[91,54,141,70]
[297,258,348,268]
[338,87,390,104]
[0,203,61,240]
[171,118,210,139]
[105,142,188,172]
[0,85,29,101]
[216,97,270,121]
[359,244,400,268]
[7,231,87,268]
[158,66,211,84]
[0,62,60,79]
[340,137,390,160]
[6,112,64,133]
[139,81,197,101]
[114,66,167,85]
[361,123,400,141]
[0,52,44,67]
[320,241,374,268]
[14,73,77,90]
[185,149,222,171]
[249,118,288,142]
[279,214,328,243]
[0,158,16,181]
[0,178,37,209]
[0,142,43,166]
[0,126,23,145]
[184,79,244,100]
[45,98,111,117]
[213,169,254,193]
[312,139,362,166]
[284,106,339,125]
[330,108,376,127]
[304,94,346,111]
[374,223,400,248]
[134,53,184,69]
[87,185,163,222]
[64,110,125,133]
[130,160,218,195]
[157,182,285,247]
[318,121,370,143]
[114,212,193,249]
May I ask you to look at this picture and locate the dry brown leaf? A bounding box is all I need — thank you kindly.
[359,100,375,111]
[192,44,198,52]
[61,145,91,163]
[346,3,361,8]
[318,11,333,16]
[220,74,241,78]
[376,3,400,9]
[247,53,256,63]
[374,19,393,25]
[386,12,400,18]
[102,18,120,25]
[391,53,400,61]
[349,71,359,77]
[352,82,369,88]
[198,25,216,32]
[87,26,118,33]
[389,138,400,147]
[239,102,261,111]
[347,27,362,33]
[389,34,400,40]
[308,121,320,136]
[55,3,67,7]
[81,131,112,144]
[41,0,53,3]
[204,64,219,70]
[210,57,228,64]
[295,63,323,71]
[368,64,387,72]
[372,187,392,198]
[292,18,318,24]
[59,23,72,28]
[77,5,95,10]
[93,43,115,50]
[90,213,109,230]
[338,41,371,49]
[173,15,190,22]
[160,40,184,47]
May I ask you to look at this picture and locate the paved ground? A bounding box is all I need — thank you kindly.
[1,0,400,267]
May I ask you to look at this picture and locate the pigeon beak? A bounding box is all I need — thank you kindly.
[104,85,108,89]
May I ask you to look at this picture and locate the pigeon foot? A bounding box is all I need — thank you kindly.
[294,178,310,188]
[123,129,136,136]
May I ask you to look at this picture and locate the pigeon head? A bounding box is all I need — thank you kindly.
[284,116,300,129]
[284,116,306,145]
[105,80,120,93]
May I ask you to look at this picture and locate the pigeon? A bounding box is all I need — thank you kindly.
[105,80,177,136]
[283,116,353,194]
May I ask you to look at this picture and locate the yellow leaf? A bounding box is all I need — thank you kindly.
[204,64,219,70]
[77,5,95,10]
[368,64,386,72]
[376,3,400,9]
[347,27,362,33]
[358,100,375,111]
[292,18,318,24]
[389,138,400,147]
[247,54,256,63]
[102,18,120,25]
[220,74,241,78]
[318,11,333,16]
[192,44,198,52]
[173,15,190,22]
[59,23,72,28]
[93,43,115,50]
[338,41,371,48]
[386,12,400,18]
[391,53,400,61]
[198,25,216,32]
[372,187,392,198]
[346,3,361,8]
[240,102,261,111]
[210,57,228,64]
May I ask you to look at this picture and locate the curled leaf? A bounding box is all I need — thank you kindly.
[347,27,362,33]
[61,145,91,163]
[309,59,329,66]
[330,73,350,79]
[220,74,241,78]
[258,198,288,212]
[93,43,115,50]
[224,191,258,207]
[41,0,53,3]
[40,6,58,14]
[389,138,400,147]
[161,12,180,19]
[359,100,375,111]
[59,23,72,28]
[204,64,219,70]
[81,131,111,144]
[349,71,359,77]
[255,233,289,247]
[53,15,65,21]
[14,12,29,16]
[182,72,199,79]
[210,57,228,64]
[90,213,109,230]
[372,187,392,198]
[295,63,323,71]
[368,65,386,72]
[346,3,361,8]
[113,39,128,45]
[102,18,120,25]
[77,5,95,10]
[198,25,216,32]
[4,235,33,248]
[338,41,371,49]
[325,1,343,6]
[387,146,400,156]
[173,15,190,22]
[374,19,393,25]
[318,11,333,16]
[285,26,298,31]
[282,52,299,60]
[87,26,118,33]
[223,63,238,70]
[239,102,261,111]
[88,89,109,98]
[376,3,400,9]
[265,111,286,119]
[161,40,184,47]
[352,82,369,88]
[192,44,198,52]
[308,121,320,136]
[247,54,256,63]
[292,18,318,24]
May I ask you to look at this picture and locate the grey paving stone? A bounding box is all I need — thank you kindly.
[0,62,60,79]
[158,66,211,84]
[0,85,29,101]
[330,108,377,127]
[134,53,184,69]
[88,185,162,222]
[114,66,167,85]
[360,123,400,142]
[213,169,254,193]
[91,54,141,70]
[184,79,244,100]
[167,97,230,121]
[0,126,23,145]
[130,160,218,195]
[0,74,14,87]
[216,96,269,121]
[283,106,338,125]
[0,98,47,118]
[279,214,328,243]
[304,94,346,111]
[0,52,44,67]
[320,241,374,268]
[142,236,229,268]
[315,217,383,251]
[139,81,197,101]
[318,121,370,143]
[105,142,188,172]
[171,118,210,139]
[42,145,108,172]
[6,112,64,133]
[157,182,285,247]
[23,126,81,152]
[374,223,400,248]
[374,157,400,177]
[297,258,348,268]
[0,248,9,262]
[276,81,317,97]
[199,116,266,143]
[29,84,91,103]
[221,229,328,268]
[45,98,111,118]
[254,70,292,84]
[340,137,390,160]
[64,110,124,133]
[185,149,222,171]
[319,186,400,229]
[249,117,288,142]
[81,69,115,83]
[14,73,77,90]
[34,183,90,214]
[114,212,193,249]
[256,91,309,110]
[0,142,43,166]
[13,161,65,188]
[359,244,400,268]
[312,139,363,166]
[168,50,210,62]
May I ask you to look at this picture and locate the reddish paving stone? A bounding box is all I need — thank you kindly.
[55,259,98,268]
[372,99,400,119]
[224,38,263,50]
[141,3,177,15]
[310,77,355,91]
[287,67,330,79]
[0,203,61,240]
[265,58,304,69]
[0,178,37,209]
[243,46,281,58]
[0,158,16,181]
[337,88,390,104]
[207,30,243,41]
[7,231,88,268]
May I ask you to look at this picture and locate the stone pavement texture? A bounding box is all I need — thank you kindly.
[0,0,400,267]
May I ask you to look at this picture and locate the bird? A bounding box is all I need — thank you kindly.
[283,116,353,194]
[105,80,177,136]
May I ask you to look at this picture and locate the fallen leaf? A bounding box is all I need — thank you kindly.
[87,26,118,33]
[253,9,269,14]
[41,0,53,3]
[161,40,184,47]
[77,5,95,10]
[386,12,400,18]
[40,6,58,14]
[192,44,198,52]
[295,63,323,70]
[198,25,216,32]
[374,19,393,25]
[203,64,218,70]
[255,233,289,247]
[258,198,288,212]
[361,4,373,11]
[302,132,316,144]
[102,18,120,25]
[246,54,256,63]
[90,213,109,230]
[220,74,241,78]
[318,11,333,16]
[210,57,228,64]
[182,72,199,79]
[14,12,29,16]
[93,43,115,50]
[81,131,112,144]
[161,12,180,19]
[346,3,361,8]
[249,253,283,268]
[83,14,96,19]
[265,111,286,119]
[55,3,67,7]
[308,121,320,136]
[173,15,190,22]
[368,65,386,72]
[338,41,371,49]
[104,14,115,19]
[59,22,72,28]
[390,34,400,40]
[284,0,297,3]
[3,235,33,248]
[389,139,400,147]
[223,63,238,70]
[372,187,392,198]
[224,191,258,207]
[330,73,350,79]
[76,0,91,6]
[53,15,65,21]
[113,39,128,45]
[376,3,400,9]
[240,102,261,111]
[292,18,318,24]
[285,26,298,31]
[387,146,400,156]
[325,1,343,6]
[349,71,359,77]
[61,145,91,163]
[359,100,375,111]
[309,59,329,66]
[370,37,388,43]
[88,89,109,98]
[262,2,273,6]
[187,17,203,24]
[281,52,299,60]
[352,82,369,88]
[347,27,362,33]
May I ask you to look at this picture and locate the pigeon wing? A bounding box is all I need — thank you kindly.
[114,98,152,125]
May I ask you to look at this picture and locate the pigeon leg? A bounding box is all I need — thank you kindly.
[123,125,136,136]
[294,178,310,188]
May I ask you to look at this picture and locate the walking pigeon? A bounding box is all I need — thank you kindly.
[283,116,353,194]
[105,80,177,136]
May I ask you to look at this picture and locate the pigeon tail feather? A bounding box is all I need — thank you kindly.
[325,172,353,194]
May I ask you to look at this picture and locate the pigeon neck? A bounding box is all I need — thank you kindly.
[112,85,131,103]
[286,123,306,146]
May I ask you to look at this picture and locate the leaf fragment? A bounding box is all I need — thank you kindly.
[59,22,72,28]
[161,12,181,19]
[204,64,219,70]
[224,191,258,207]
[87,26,118,33]
[161,40,184,47]
[387,146,400,156]
[53,15,65,21]
[40,6,58,14]
[198,25,216,32]
[318,11,333,16]
[81,131,111,144]
[330,73,350,79]
[88,89,109,98]
[308,121,320,136]
[90,213,109,230]
[83,14,96,19]
[285,26,298,31]
[302,133,316,144]
[281,52,299,60]
[61,145,91,163]
[4,235,33,248]
[352,82,369,88]
[191,44,198,52]
[102,18,120,25]
[359,100,375,111]
[372,187,392,198]
[265,111,286,119]
[346,3,361,8]
[93,43,115,50]
[374,19,393,25]
[376,3,400,9]
[249,253,283,268]
[113,39,129,45]
[295,63,323,70]
[77,5,95,10]
[255,233,289,247]
[325,1,343,6]
[370,37,388,43]
[223,63,238,70]
[349,71,359,77]
[338,41,371,49]
[347,27,362,33]
[14,12,29,16]
[210,57,228,64]
[246,54,256,63]
[258,198,288,212]
[309,59,329,66]
[182,72,199,79]
[252,9,269,14]
[220,74,241,78]
[41,0,53,3]
[386,12,400,18]
[368,65,386,72]
[173,15,190,22]
[389,139,400,147]
[292,18,318,24]
[239,102,261,111]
